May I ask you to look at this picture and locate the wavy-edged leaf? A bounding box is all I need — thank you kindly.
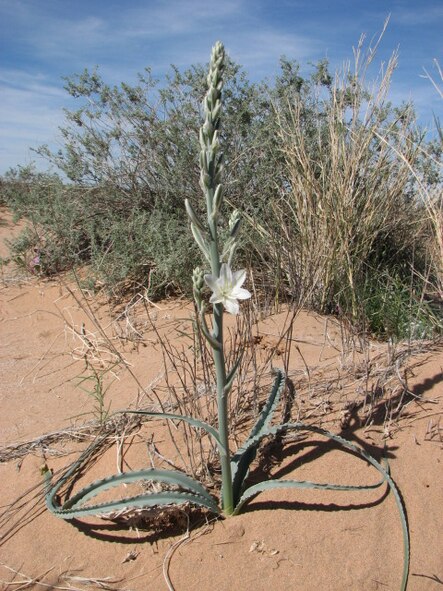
[47,487,220,519]
[231,421,409,591]
[123,410,226,454]
[230,370,285,503]
[45,433,109,503]
[247,369,286,438]
[45,433,221,520]
[63,469,216,510]
[232,476,387,515]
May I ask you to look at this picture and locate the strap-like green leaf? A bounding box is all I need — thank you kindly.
[45,427,222,520]
[45,433,109,507]
[233,476,387,515]
[230,370,285,502]
[47,487,220,519]
[63,469,216,510]
[249,369,286,438]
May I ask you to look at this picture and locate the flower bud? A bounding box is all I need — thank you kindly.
[199,150,208,173]
[212,101,221,122]
[192,266,205,305]
[199,128,207,150]
[212,184,223,216]
[211,130,220,152]
[229,209,242,239]
[201,170,211,188]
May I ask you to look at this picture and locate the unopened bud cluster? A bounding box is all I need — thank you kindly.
[199,41,225,207]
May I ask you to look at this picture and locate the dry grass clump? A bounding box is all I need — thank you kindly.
[279,52,417,308]
[249,24,441,339]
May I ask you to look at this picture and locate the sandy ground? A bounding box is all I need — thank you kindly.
[0,206,442,591]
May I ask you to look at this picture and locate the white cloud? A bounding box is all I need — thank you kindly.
[121,0,244,38]
[395,4,443,26]
[227,30,322,75]
[1,0,317,74]
[0,69,66,99]
[35,16,108,56]
[389,78,443,125]
[0,71,66,172]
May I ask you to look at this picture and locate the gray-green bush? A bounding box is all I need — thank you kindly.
[1,33,441,337]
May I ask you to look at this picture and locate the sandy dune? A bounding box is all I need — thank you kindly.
[1,207,442,590]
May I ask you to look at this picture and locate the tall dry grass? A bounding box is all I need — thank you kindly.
[374,58,443,298]
[253,28,432,331]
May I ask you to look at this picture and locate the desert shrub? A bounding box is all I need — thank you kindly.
[3,57,283,294]
[349,266,440,339]
[90,208,199,296]
[1,167,199,294]
[1,166,91,274]
[1,35,441,337]
[34,58,277,212]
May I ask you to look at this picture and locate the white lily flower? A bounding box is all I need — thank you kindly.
[204,263,251,315]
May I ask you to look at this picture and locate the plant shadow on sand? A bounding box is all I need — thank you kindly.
[410,369,443,398]
[68,507,212,545]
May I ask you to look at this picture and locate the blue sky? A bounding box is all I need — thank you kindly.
[0,0,442,175]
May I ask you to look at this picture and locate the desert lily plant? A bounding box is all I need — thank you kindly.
[45,42,409,589]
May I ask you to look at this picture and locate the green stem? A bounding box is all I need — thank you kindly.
[208,220,234,515]
[213,303,234,514]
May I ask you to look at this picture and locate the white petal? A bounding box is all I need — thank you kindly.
[204,273,218,291]
[232,287,251,300]
[220,263,233,285]
[209,292,223,305]
[224,297,239,315]
[232,269,246,288]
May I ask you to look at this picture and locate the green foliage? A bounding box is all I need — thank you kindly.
[2,166,90,275]
[75,365,113,425]
[1,55,283,295]
[1,166,198,295]
[352,270,442,340]
[89,208,198,295]
[1,37,441,337]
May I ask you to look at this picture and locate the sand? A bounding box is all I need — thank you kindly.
[0,206,442,590]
